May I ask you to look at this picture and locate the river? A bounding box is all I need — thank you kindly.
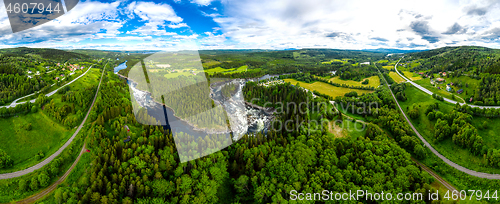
[113,61,273,140]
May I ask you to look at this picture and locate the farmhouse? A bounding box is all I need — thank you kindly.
[457,89,464,94]
[446,85,452,92]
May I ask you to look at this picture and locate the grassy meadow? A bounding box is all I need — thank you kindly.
[283,79,373,99]
[401,71,423,81]
[389,72,406,83]
[328,75,380,87]
[399,84,500,174]
[0,112,74,173]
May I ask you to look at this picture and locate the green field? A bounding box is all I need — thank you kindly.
[413,78,466,103]
[328,76,380,87]
[382,66,393,70]
[283,79,373,98]
[163,71,199,79]
[204,65,256,75]
[0,112,74,173]
[202,60,221,67]
[399,84,500,174]
[205,67,231,74]
[401,71,423,81]
[389,72,405,83]
[321,59,348,64]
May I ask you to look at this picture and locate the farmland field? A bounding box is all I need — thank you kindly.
[401,71,423,81]
[283,79,373,98]
[321,59,348,64]
[389,72,405,83]
[328,76,380,87]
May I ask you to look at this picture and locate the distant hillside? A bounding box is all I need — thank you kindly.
[362,48,428,53]
[406,46,500,74]
[0,47,89,61]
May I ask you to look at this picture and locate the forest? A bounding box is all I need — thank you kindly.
[33,68,445,204]
[5,47,500,203]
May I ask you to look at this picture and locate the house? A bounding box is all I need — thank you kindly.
[435,78,445,83]
[27,75,32,79]
[457,89,464,94]
[446,85,452,92]
[55,77,59,80]
[360,62,370,65]
[470,97,473,102]
[27,70,32,74]
[46,66,50,69]
[442,72,447,76]
[36,71,40,75]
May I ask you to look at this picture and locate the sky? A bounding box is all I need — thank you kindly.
[0,0,500,50]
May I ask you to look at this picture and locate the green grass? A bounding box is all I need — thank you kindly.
[204,65,259,75]
[321,59,349,64]
[448,75,480,104]
[342,119,367,140]
[328,75,380,87]
[389,72,406,83]
[283,79,373,98]
[382,65,393,70]
[413,78,466,103]
[402,71,423,81]
[205,67,233,74]
[472,117,500,150]
[202,60,221,67]
[0,111,74,173]
[163,71,198,79]
[0,68,100,173]
[399,84,500,174]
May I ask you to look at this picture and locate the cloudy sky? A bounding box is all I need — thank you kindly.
[0,0,499,50]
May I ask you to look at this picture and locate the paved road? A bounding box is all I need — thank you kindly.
[0,63,106,180]
[394,57,500,109]
[16,143,88,204]
[380,59,500,179]
[0,66,94,109]
[330,97,460,191]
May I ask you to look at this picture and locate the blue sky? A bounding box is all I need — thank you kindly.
[0,0,500,50]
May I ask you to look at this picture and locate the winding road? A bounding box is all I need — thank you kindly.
[394,57,500,109]
[0,63,106,180]
[380,58,500,179]
[0,65,94,109]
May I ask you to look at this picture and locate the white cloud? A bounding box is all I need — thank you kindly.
[168,23,189,29]
[126,1,187,36]
[0,0,123,45]
[191,0,215,6]
[200,0,500,49]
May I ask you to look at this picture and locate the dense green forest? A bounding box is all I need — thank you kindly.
[5,47,500,203]
[36,69,445,204]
